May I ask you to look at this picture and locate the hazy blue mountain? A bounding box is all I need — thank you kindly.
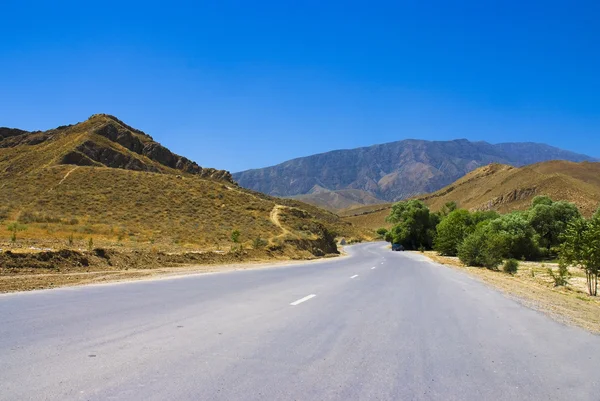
[233,139,597,204]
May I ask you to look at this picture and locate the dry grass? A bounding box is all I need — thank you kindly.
[0,115,372,282]
[420,251,600,334]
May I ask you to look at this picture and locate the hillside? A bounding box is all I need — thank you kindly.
[342,161,600,229]
[233,139,596,209]
[289,186,385,212]
[0,115,370,261]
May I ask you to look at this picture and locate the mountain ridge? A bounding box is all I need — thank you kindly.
[341,160,600,230]
[233,138,597,207]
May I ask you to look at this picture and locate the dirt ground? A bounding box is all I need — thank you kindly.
[418,251,600,334]
[0,247,341,293]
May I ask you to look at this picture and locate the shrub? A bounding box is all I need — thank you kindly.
[548,263,571,287]
[376,227,388,239]
[253,237,267,249]
[7,222,27,243]
[231,229,241,243]
[434,209,472,256]
[503,259,519,274]
[458,224,507,269]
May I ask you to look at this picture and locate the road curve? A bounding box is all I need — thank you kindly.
[1,242,599,400]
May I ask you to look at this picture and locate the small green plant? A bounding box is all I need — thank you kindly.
[548,263,571,287]
[68,233,74,247]
[231,229,241,244]
[376,227,388,239]
[530,268,535,278]
[503,259,519,275]
[253,237,267,249]
[88,237,94,252]
[7,222,27,244]
[418,245,426,253]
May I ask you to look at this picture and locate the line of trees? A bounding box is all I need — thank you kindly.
[382,196,600,296]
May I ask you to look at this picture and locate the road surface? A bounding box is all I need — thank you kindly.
[1,242,599,400]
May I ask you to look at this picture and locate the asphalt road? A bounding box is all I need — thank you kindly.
[1,242,599,400]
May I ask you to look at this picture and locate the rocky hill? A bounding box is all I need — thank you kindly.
[234,139,596,207]
[341,161,600,229]
[1,114,233,182]
[0,115,370,260]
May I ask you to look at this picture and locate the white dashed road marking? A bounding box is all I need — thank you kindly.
[290,294,316,306]
[350,275,359,279]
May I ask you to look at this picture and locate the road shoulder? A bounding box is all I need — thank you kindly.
[413,251,600,335]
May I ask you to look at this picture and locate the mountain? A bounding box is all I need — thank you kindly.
[0,114,370,259]
[233,139,597,208]
[341,160,600,230]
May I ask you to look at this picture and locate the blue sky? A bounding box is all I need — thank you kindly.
[2,0,599,172]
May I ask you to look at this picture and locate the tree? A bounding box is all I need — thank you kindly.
[458,222,508,269]
[560,217,600,296]
[434,209,472,256]
[230,230,241,243]
[528,198,580,252]
[532,195,553,207]
[488,212,539,260]
[386,200,437,250]
[376,227,388,239]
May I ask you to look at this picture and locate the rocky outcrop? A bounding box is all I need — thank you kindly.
[474,187,538,211]
[89,120,234,182]
[0,128,53,148]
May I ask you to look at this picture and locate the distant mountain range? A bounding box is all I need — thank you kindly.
[233,139,597,210]
[341,160,600,230]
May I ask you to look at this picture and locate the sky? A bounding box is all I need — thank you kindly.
[1,0,599,172]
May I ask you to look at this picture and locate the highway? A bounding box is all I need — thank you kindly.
[1,242,599,400]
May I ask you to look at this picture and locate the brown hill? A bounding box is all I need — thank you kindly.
[0,115,370,259]
[289,185,386,212]
[342,161,600,229]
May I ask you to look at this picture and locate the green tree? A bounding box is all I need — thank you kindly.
[434,209,472,256]
[376,227,388,239]
[532,195,554,207]
[560,217,600,296]
[488,212,539,260]
[231,229,241,244]
[458,222,508,269]
[528,198,580,252]
[386,200,437,250]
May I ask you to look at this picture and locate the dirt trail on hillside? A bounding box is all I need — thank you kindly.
[49,166,79,191]
[270,205,291,237]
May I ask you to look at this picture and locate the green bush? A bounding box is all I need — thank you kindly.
[458,224,507,269]
[376,227,388,239]
[434,209,472,256]
[548,264,571,287]
[503,259,519,274]
[230,229,241,243]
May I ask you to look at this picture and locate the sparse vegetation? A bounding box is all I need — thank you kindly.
[7,222,27,244]
[230,229,241,244]
[252,237,267,249]
[548,263,571,287]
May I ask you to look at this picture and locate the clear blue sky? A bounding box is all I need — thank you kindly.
[2,0,599,172]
